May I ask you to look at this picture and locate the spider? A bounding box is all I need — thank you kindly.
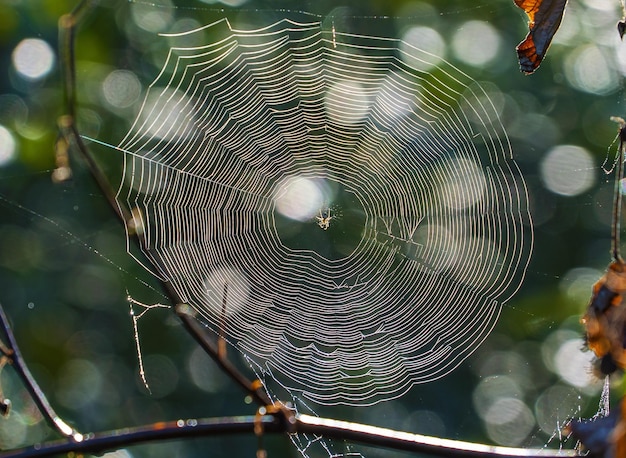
[315,207,333,230]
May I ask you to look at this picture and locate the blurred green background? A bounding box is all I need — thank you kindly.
[1,0,625,456]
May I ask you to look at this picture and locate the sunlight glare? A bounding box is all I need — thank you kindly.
[401,26,445,71]
[564,45,618,95]
[452,21,501,67]
[101,70,142,109]
[274,176,325,222]
[325,81,370,126]
[12,38,55,81]
[0,125,16,166]
[540,145,595,196]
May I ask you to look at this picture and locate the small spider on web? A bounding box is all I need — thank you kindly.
[315,207,334,231]
[570,117,626,456]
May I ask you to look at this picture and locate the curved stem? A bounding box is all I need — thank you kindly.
[0,413,577,458]
[610,117,626,263]
[0,303,79,439]
[57,0,271,413]
[0,415,282,458]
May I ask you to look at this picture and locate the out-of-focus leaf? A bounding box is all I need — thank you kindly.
[513,0,568,74]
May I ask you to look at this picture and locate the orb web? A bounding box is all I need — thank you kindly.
[113,17,532,406]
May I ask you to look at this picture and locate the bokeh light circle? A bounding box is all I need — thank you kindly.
[101,70,142,109]
[12,38,55,80]
[0,125,16,166]
[400,26,445,71]
[564,45,618,95]
[452,21,501,67]
[540,145,595,196]
[484,398,535,446]
[553,338,597,389]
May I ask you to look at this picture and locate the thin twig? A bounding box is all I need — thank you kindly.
[0,303,80,439]
[610,116,626,262]
[0,415,282,458]
[58,0,130,224]
[175,304,274,409]
[296,415,578,458]
[218,283,229,359]
[0,413,577,458]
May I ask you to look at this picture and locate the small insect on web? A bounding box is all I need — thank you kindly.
[315,207,334,231]
[571,117,626,455]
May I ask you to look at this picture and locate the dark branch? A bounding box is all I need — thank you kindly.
[0,413,577,458]
[175,305,275,409]
[0,303,79,439]
[57,0,273,415]
[0,415,282,458]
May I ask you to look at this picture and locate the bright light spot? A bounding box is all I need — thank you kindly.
[198,0,248,4]
[377,72,415,121]
[551,6,580,46]
[274,176,325,221]
[204,266,250,316]
[472,375,523,419]
[535,384,581,434]
[101,70,142,109]
[325,80,370,126]
[12,38,55,80]
[401,26,445,71]
[101,450,133,458]
[219,0,248,5]
[554,338,597,389]
[56,359,103,409]
[451,21,501,67]
[564,45,618,95]
[581,0,615,11]
[137,87,195,140]
[0,125,16,166]
[475,350,533,389]
[166,18,206,49]
[559,267,603,305]
[540,144,595,196]
[0,411,27,448]
[541,329,579,373]
[142,354,179,398]
[484,398,535,446]
[411,224,457,271]
[131,0,174,32]
[53,417,74,437]
[187,346,227,393]
[442,157,487,210]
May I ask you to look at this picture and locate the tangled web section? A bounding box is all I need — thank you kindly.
[102,15,532,407]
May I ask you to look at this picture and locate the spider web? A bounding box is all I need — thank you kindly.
[103,15,533,407]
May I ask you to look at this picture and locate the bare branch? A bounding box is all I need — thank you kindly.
[0,415,282,458]
[57,0,273,413]
[175,304,275,409]
[0,303,80,440]
[0,413,577,458]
